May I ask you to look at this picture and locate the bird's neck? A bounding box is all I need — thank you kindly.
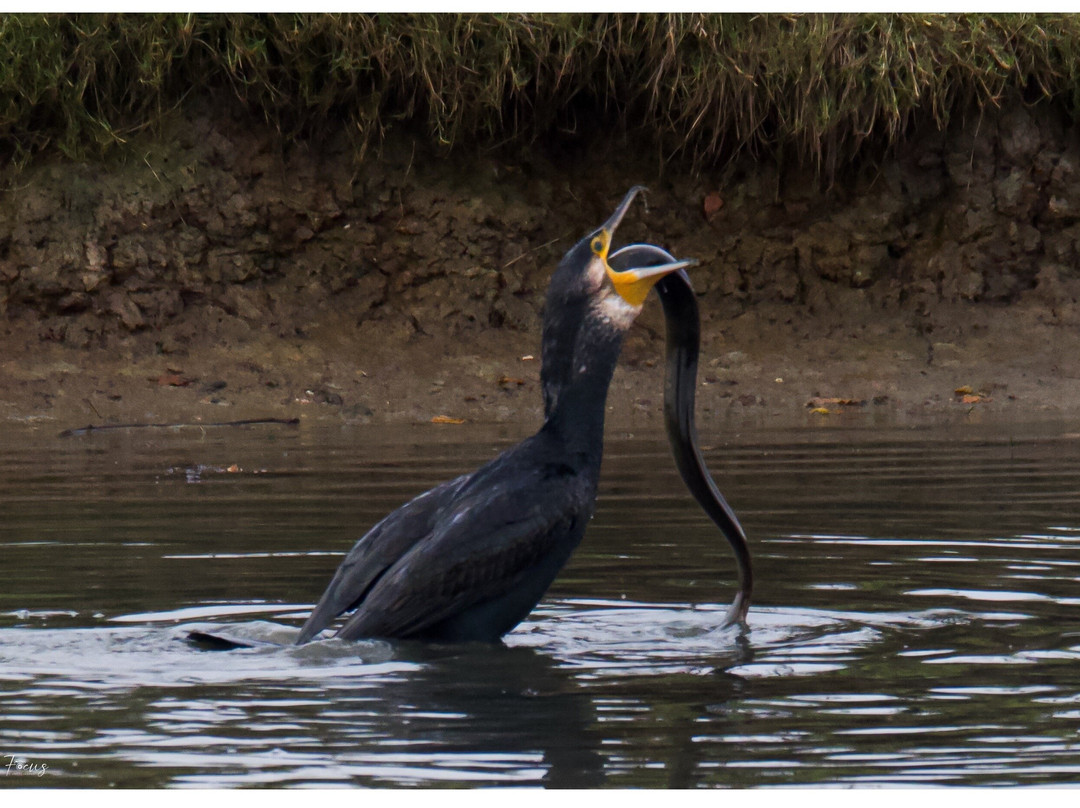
[540,327,624,453]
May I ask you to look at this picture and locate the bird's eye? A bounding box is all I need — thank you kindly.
[591,237,604,254]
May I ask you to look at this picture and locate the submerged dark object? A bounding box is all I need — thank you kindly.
[187,629,270,651]
[286,187,750,645]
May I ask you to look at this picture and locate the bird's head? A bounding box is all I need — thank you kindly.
[540,187,697,420]
[550,186,696,331]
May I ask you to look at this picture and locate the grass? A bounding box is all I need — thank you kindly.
[1,13,1079,170]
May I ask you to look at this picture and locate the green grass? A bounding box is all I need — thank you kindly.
[1,13,1078,170]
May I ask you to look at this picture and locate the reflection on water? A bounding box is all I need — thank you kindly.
[2,421,1080,786]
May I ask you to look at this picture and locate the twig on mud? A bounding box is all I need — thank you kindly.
[58,417,301,438]
[503,236,562,269]
[82,397,104,420]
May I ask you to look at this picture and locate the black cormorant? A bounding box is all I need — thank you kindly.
[294,187,750,644]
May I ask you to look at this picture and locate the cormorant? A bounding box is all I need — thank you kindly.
[294,187,750,645]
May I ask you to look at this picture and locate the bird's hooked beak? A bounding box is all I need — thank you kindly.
[589,186,697,307]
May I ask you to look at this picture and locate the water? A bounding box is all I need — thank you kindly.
[2,419,1080,787]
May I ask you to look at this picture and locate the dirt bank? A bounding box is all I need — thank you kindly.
[4,101,1080,436]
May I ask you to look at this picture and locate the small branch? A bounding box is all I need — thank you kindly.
[59,418,300,438]
[503,236,562,269]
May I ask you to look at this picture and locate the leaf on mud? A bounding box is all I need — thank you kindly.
[806,396,865,408]
[155,373,192,387]
[809,407,831,415]
[703,192,724,220]
[431,415,466,424]
[954,384,991,403]
[498,375,526,387]
[226,464,241,473]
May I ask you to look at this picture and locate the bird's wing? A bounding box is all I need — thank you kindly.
[334,486,577,640]
[295,473,470,644]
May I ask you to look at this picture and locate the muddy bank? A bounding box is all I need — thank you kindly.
[3,100,1080,435]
